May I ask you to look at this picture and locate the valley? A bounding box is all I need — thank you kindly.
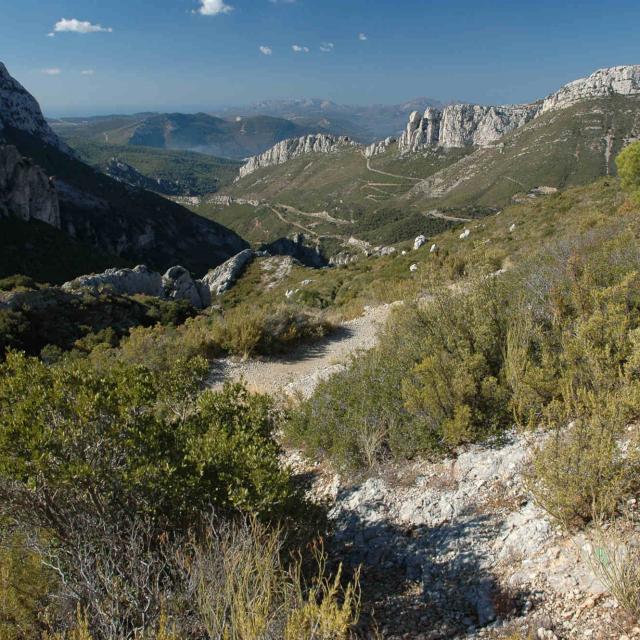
[2,54,640,640]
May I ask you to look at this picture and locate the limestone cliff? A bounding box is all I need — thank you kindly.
[398,65,640,153]
[238,134,359,179]
[0,145,60,226]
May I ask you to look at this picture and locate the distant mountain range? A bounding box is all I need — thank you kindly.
[50,112,342,160]
[210,97,447,143]
[49,97,447,162]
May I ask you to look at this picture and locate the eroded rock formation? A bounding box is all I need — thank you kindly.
[238,134,358,179]
[398,65,640,153]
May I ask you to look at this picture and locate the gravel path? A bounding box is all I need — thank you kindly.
[209,303,393,397]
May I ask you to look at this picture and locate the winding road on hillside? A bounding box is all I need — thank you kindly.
[209,303,392,397]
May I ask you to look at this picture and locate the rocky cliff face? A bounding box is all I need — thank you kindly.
[398,64,640,153]
[0,63,70,153]
[238,134,358,179]
[0,145,60,226]
[540,64,640,114]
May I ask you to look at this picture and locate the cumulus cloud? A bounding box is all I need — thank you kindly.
[292,44,309,53]
[46,32,55,37]
[259,45,273,55]
[319,42,334,53]
[54,18,113,33]
[41,68,62,75]
[81,69,95,75]
[358,32,368,41]
[197,0,233,15]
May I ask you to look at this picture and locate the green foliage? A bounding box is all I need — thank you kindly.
[66,139,242,196]
[0,529,58,640]
[0,288,198,360]
[0,353,304,528]
[616,140,640,203]
[286,280,513,467]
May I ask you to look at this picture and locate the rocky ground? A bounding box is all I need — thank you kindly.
[212,304,638,640]
[209,302,392,397]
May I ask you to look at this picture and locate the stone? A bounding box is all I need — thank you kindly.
[430,243,438,253]
[0,62,71,153]
[459,229,470,239]
[363,136,396,158]
[200,249,254,297]
[409,263,418,272]
[0,145,60,226]
[413,235,427,250]
[238,134,359,179]
[397,65,640,153]
[509,223,516,232]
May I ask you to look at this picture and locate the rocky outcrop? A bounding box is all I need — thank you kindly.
[398,64,640,153]
[62,251,257,308]
[364,136,396,158]
[262,233,326,268]
[0,63,70,153]
[540,64,640,114]
[238,134,359,179]
[399,104,538,152]
[199,249,254,297]
[0,145,60,226]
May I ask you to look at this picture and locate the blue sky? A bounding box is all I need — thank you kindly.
[2,0,639,116]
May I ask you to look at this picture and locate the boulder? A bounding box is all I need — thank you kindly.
[200,249,254,297]
[413,235,427,250]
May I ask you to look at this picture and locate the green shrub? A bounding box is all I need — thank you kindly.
[528,389,638,527]
[617,141,640,204]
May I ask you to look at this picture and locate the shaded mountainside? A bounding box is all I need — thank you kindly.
[65,139,241,196]
[0,62,248,279]
[52,112,338,160]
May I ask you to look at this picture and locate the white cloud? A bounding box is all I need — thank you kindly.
[269,0,296,3]
[54,18,113,34]
[81,69,95,75]
[197,0,233,15]
[320,42,334,53]
[41,68,62,75]
[358,32,368,41]
[292,44,309,53]
[259,45,273,55]
[46,32,55,38]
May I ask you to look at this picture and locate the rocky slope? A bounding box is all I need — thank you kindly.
[398,65,640,152]
[0,62,70,153]
[0,61,248,276]
[238,134,359,178]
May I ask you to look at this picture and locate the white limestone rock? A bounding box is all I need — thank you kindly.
[413,234,427,250]
[409,263,418,272]
[62,265,165,298]
[199,248,254,297]
[238,134,359,179]
[540,65,640,114]
[0,62,71,154]
[459,228,470,239]
[363,136,396,158]
[398,65,640,153]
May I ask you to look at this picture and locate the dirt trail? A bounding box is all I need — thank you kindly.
[209,304,392,397]
[365,156,422,181]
